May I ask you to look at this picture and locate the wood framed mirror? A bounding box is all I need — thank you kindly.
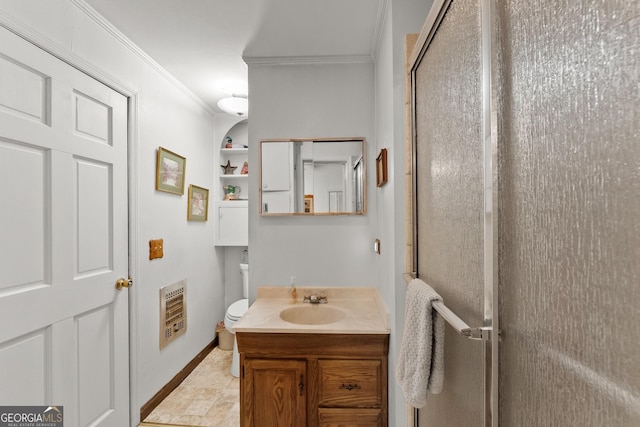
[259,137,366,216]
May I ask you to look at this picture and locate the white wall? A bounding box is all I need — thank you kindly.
[0,0,224,422]
[374,6,401,424]
[373,1,433,425]
[247,61,377,295]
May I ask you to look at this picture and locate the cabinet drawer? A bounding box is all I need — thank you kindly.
[318,359,381,407]
[318,408,382,427]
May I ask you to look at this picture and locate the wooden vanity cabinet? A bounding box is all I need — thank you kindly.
[237,333,389,427]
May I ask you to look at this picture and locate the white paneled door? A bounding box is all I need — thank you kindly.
[0,27,129,427]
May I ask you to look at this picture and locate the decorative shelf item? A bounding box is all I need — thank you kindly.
[223,184,241,200]
[220,160,238,175]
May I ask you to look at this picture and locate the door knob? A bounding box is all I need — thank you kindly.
[115,277,133,290]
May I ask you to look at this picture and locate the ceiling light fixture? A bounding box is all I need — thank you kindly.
[217,94,248,117]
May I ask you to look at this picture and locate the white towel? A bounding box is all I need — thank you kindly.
[395,278,445,408]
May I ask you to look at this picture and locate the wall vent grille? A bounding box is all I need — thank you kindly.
[159,280,187,349]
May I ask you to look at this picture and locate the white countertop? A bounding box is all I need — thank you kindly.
[233,287,391,334]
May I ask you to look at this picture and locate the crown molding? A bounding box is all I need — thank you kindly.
[70,0,215,116]
[0,8,138,98]
[371,0,389,59]
[243,54,374,67]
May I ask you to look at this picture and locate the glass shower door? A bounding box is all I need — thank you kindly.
[410,0,498,425]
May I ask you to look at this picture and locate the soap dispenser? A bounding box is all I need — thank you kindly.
[288,276,297,304]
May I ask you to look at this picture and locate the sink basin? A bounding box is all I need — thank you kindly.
[280,305,346,325]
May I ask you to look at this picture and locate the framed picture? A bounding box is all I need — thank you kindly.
[156,147,186,195]
[187,184,209,221]
[376,148,388,187]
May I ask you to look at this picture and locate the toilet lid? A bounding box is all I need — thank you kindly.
[227,298,248,319]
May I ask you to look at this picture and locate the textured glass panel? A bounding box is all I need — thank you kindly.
[497,1,640,425]
[414,0,484,425]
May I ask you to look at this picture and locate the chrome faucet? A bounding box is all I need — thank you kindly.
[303,290,327,304]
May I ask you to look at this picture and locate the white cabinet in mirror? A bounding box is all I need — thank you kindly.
[259,138,366,216]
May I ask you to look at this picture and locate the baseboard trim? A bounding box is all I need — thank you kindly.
[140,338,218,421]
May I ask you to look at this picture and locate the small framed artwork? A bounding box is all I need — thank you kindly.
[187,185,209,221]
[376,148,388,187]
[156,147,186,195]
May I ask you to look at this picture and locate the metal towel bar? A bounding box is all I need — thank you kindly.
[403,273,492,341]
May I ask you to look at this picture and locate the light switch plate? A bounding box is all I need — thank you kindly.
[149,239,164,260]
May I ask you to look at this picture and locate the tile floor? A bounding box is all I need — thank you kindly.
[139,347,239,427]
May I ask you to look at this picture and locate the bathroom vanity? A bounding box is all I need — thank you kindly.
[234,287,390,427]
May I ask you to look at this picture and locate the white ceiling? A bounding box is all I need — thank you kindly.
[84,0,385,114]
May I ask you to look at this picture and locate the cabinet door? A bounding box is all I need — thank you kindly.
[243,358,307,427]
[318,408,382,427]
[261,141,291,191]
[262,191,292,214]
[215,202,248,246]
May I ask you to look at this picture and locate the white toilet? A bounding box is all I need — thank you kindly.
[224,261,249,377]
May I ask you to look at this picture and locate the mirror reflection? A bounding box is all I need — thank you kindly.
[259,138,366,215]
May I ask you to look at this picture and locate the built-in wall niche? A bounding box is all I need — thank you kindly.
[215,119,248,246]
[259,138,366,216]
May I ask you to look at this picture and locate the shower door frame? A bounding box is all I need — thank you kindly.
[407,0,499,426]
